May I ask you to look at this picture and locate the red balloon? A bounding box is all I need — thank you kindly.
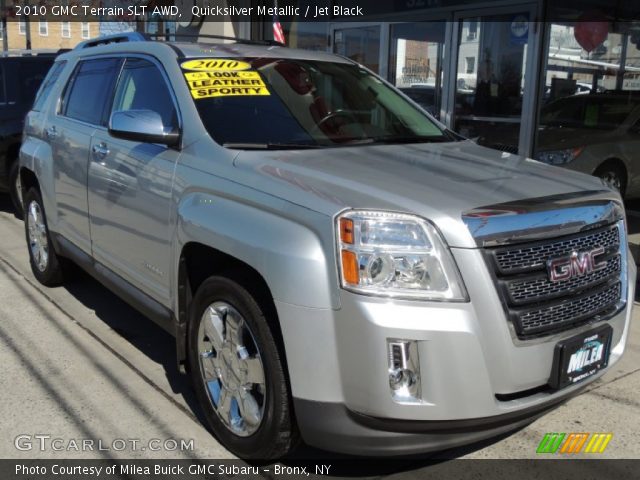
[574,11,609,52]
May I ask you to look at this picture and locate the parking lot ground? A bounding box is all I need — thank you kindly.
[0,199,232,460]
[0,197,639,467]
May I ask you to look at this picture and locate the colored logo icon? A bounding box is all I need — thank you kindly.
[537,433,613,454]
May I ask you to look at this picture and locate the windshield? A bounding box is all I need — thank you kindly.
[180,57,450,148]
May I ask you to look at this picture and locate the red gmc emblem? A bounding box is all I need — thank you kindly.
[547,247,607,282]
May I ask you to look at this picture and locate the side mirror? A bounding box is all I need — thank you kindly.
[108,110,180,147]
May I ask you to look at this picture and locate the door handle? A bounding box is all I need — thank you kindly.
[92,142,110,160]
[45,126,57,139]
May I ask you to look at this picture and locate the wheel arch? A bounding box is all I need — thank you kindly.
[174,195,339,365]
[176,242,284,373]
[592,157,628,196]
[4,141,21,176]
[19,167,40,198]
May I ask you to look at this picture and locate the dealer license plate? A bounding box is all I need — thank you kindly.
[549,325,613,390]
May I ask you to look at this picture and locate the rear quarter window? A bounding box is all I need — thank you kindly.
[32,60,66,112]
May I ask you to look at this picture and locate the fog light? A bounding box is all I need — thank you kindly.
[387,340,421,402]
[389,368,417,390]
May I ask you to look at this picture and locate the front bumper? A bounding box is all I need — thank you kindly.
[293,392,580,456]
[276,249,635,455]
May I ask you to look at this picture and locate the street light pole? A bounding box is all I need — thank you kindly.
[25,12,31,50]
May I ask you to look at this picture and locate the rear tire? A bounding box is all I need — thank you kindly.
[24,188,64,286]
[188,276,298,459]
[8,160,23,219]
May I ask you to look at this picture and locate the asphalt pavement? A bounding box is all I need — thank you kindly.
[0,195,638,469]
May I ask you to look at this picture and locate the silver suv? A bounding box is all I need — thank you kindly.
[19,33,635,459]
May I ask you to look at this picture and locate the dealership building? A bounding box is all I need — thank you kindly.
[175,0,640,178]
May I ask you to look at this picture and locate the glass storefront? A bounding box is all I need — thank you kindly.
[453,13,532,152]
[389,22,446,118]
[256,0,640,195]
[534,8,640,196]
[333,26,381,73]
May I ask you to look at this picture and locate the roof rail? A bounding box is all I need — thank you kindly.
[72,31,285,51]
[74,32,149,50]
[145,33,283,47]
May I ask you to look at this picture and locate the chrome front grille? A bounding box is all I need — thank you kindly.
[494,226,619,274]
[487,223,624,338]
[517,282,621,336]
[506,255,621,305]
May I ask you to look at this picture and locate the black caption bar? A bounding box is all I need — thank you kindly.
[1,459,639,480]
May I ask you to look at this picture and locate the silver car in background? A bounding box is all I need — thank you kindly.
[535,93,640,197]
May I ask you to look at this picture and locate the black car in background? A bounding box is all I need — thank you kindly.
[0,52,56,216]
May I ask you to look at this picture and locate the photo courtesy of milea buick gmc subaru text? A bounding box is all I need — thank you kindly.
[19,33,635,459]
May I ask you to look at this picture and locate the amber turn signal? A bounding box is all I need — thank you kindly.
[341,250,359,284]
[339,218,354,244]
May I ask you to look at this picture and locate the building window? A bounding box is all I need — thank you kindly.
[39,21,48,37]
[467,21,477,40]
[0,21,3,40]
[81,22,90,39]
[61,22,71,38]
[465,56,475,74]
[18,19,26,35]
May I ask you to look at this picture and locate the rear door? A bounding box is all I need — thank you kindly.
[49,57,121,253]
[88,56,181,305]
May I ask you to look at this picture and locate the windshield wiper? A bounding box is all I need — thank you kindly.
[369,135,451,144]
[223,142,325,150]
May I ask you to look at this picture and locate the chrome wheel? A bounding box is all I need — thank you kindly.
[27,200,49,272]
[198,301,266,437]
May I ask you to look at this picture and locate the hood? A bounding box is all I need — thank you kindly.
[233,140,609,248]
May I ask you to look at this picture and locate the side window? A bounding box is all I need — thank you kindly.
[112,58,178,130]
[32,60,66,112]
[62,58,120,126]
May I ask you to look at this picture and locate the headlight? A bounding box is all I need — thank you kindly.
[535,147,584,165]
[336,210,468,301]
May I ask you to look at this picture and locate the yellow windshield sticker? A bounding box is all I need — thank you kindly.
[182,59,270,99]
[188,78,266,89]
[184,71,262,81]
[191,86,271,99]
[181,59,251,71]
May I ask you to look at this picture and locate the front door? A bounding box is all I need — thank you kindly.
[88,57,181,305]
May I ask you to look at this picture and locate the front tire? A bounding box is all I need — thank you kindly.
[188,276,297,459]
[24,188,64,286]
